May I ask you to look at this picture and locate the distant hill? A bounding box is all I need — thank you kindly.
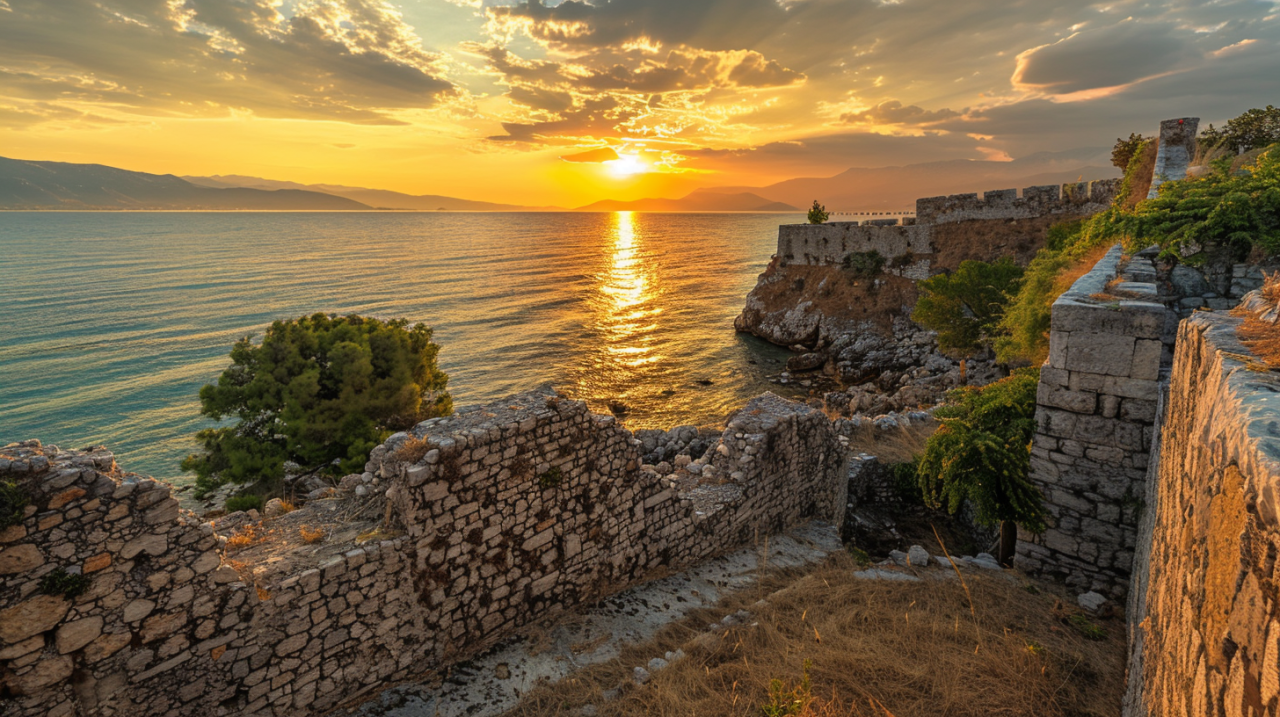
[705,148,1123,211]
[574,190,798,212]
[0,157,371,210]
[186,175,560,211]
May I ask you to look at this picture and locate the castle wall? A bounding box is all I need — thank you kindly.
[1016,245,1178,598]
[0,389,847,717]
[1148,118,1199,199]
[1122,302,1280,717]
[774,179,1121,272]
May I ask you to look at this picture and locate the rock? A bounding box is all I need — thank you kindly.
[494,663,510,680]
[888,549,909,567]
[56,616,104,654]
[906,545,931,567]
[1171,265,1211,296]
[1077,591,1108,613]
[339,474,363,491]
[9,654,74,694]
[263,498,287,518]
[786,353,826,372]
[647,657,669,672]
[0,594,70,643]
[0,543,44,574]
[633,666,650,685]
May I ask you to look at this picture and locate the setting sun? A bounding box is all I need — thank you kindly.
[605,153,648,177]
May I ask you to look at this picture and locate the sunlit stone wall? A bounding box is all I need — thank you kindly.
[0,388,847,716]
[1123,298,1280,717]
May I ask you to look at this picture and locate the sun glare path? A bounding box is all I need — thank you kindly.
[605,153,647,177]
[597,211,663,373]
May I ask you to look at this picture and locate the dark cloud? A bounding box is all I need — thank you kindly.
[0,0,454,124]
[841,100,963,126]
[682,130,993,178]
[1013,22,1195,94]
[490,96,638,143]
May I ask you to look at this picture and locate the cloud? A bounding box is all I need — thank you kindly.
[0,0,456,125]
[561,147,621,163]
[841,100,962,126]
[1012,22,1195,96]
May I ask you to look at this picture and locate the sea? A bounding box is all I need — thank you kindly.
[0,211,809,487]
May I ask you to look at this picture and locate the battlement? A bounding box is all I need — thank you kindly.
[915,179,1121,224]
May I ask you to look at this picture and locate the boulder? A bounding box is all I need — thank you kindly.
[786,353,826,372]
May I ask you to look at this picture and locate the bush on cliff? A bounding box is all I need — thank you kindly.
[911,258,1023,355]
[914,368,1044,564]
[182,314,452,497]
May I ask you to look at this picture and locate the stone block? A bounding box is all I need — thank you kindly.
[56,616,104,654]
[1049,331,1069,369]
[0,594,70,643]
[1131,339,1163,380]
[1102,376,1160,401]
[0,543,44,574]
[1053,301,1166,340]
[1065,332,1135,377]
[1038,384,1097,414]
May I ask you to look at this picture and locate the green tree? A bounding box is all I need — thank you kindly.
[1111,132,1149,170]
[912,258,1023,355]
[807,200,829,224]
[182,313,452,496]
[914,369,1044,565]
[1200,106,1280,155]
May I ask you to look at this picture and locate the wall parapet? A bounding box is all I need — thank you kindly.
[0,388,848,716]
[1017,244,1178,598]
[1124,300,1280,716]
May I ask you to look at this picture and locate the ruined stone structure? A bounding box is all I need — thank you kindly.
[1148,118,1200,199]
[1017,246,1177,597]
[1122,296,1280,717]
[0,388,848,716]
[776,179,1121,272]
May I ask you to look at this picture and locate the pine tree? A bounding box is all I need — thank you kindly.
[807,200,829,224]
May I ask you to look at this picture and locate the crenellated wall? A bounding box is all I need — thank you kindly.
[774,179,1121,273]
[0,388,848,716]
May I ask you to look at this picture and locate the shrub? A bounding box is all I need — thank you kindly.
[914,368,1045,534]
[1111,145,1280,266]
[39,569,91,599]
[807,200,829,225]
[912,258,1024,355]
[1111,132,1149,170]
[761,659,813,717]
[842,250,885,277]
[225,494,265,514]
[183,313,452,496]
[1,480,29,530]
[1200,106,1280,156]
[537,466,564,488]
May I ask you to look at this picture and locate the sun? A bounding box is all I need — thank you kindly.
[605,153,647,177]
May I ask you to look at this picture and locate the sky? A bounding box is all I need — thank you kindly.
[1,0,1277,206]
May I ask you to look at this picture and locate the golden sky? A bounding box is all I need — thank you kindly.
[1,0,1276,206]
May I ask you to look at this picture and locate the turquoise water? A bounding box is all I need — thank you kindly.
[0,211,802,484]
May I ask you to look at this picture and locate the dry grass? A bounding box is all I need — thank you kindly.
[1054,244,1118,299]
[841,418,937,465]
[392,435,430,464]
[277,499,297,514]
[1123,141,1159,209]
[503,554,1124,717]
[299,525,326,544]
[225,524,270,552]
[1234,273,1280,369]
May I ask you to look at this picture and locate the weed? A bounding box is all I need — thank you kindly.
[761,659,812,717]
[0,480,28,530]
[842,251,886,277]
[1069,614,1107,641]
[299,525,325,544]
[39,569,91,599]
[277,500,296,514]
[226,525,264,551]
[392,435,431,464]
[846,546,872,566]
[538,466,564,489]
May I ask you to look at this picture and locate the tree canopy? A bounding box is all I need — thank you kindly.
[182,313,452,495]
[914,369,1045,533]
[1111,132,1149,170]
[1200,105,1280,155]
[807,200,829,224]
[912,258,1023,356]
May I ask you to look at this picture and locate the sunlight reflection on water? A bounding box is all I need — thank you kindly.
[0,211,805,484]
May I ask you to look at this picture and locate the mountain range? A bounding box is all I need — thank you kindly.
[0,148,1120,212]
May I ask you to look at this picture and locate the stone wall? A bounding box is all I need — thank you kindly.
[1123,299,1280,717]
[1016,245,1178,598]
[0,388,848,716]
[1148,118,1199,200]
[775,179,1121,272]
